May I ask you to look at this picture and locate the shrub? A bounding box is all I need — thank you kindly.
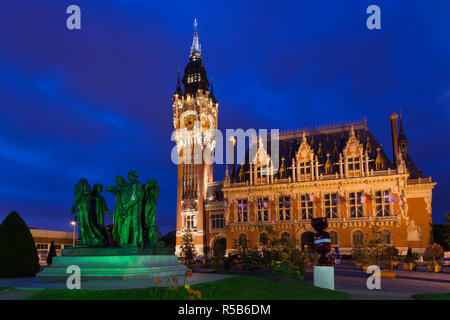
[424,243,444,264]
[46,241,57,265]
[0,211,40,278]
[404,247,417,263]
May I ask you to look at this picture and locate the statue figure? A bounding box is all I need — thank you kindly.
[123,171,144,247]
[142,179,160,247]
[71,178,95,245]
[106,175,128,246]
[89,184,111,246]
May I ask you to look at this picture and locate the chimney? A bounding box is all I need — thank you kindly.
[389,113,399,161]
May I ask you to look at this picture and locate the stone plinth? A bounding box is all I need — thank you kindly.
[313,266,335,291]
[37,247,188,281]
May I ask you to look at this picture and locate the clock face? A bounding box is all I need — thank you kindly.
[184,116,195,130]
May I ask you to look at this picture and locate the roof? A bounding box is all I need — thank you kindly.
[231,120,423,181]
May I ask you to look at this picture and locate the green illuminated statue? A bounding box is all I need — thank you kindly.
[123,171,144,247]
[71,179,95,245]
[90,184,112,245]
[143,179,160,247]
[106,175,128,246]
[73,171,161,248]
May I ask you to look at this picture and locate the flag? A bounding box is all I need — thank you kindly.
[359,193,366,204]
[259,198,269,209]
[389,193,398,203]
[305,193,314,202]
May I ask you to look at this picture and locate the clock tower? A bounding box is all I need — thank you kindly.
[173,19,218,256]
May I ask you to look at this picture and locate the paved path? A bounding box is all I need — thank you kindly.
[305,261,450,299]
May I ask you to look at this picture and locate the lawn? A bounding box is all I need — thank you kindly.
[0,287,10,294]
[26,275,350,300]
[412,293,450,300]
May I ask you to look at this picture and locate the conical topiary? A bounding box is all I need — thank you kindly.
[0,211,40,278]
[46,240,57,265]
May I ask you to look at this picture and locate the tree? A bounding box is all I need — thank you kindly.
[0,211,40,278]
[432,223,450,251]
[424,243,444,265]
[180,233,196,264]
[46,241,57,265]
[162,231,176,250]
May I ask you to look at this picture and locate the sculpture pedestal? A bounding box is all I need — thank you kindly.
[37,248,188,281]
[313,266,335,291]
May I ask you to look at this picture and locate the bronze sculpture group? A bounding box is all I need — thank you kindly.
[71,171,161,247]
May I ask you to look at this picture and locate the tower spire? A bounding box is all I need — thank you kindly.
[174,69,182,96]
[190,18,201,59]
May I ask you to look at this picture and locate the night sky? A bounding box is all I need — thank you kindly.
[1,1,449,234]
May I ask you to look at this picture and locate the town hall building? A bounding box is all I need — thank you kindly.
[173,21,436,257]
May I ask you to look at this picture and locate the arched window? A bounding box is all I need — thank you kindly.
[238,233,247,247]
[330,231,338,245]
[259,233,269,246]
[352,230,364,244]
[281,232,290,245]
[381,229,391,244]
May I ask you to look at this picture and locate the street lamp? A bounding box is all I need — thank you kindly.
[71,221,76,246]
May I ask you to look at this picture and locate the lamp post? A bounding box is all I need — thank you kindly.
[71,221,76,246]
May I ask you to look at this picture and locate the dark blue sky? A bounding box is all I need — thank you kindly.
[1,1,449,233]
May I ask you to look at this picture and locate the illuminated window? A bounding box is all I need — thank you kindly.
[211,213,225,229]
[298,161,311,181]
[349,192,363,218]
[257,198,269,222]
[186,215,196,230]
[300,195,313,219]
[324,193,338,218]
[237,199,248,222]
[279,196,291,220]
[375,191,390,217]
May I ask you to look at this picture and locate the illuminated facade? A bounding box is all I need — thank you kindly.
[173,22,435,256]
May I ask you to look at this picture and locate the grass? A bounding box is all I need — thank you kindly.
[26,275,350,300]
[0,287,11,294]
[412,293,450,300]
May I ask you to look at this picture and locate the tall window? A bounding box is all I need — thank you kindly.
[237,199,248,222]
[259,233,269,246]
[281,232,290,245]
[298,161,311,180]
[375,191,391,217]
[324,193,338,218]
[211,213,225,229]
[381,229,391,244]
[330,231,338,245]
[257,198,269,222]
[349,192,363,218]
[238,233,248,247]
[186,215,196,230]
[352,230,364,244]
[300,195,313,219]
[279,196,291,220]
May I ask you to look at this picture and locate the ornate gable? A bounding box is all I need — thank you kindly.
[343,126,363,157]
[296,131,314,162]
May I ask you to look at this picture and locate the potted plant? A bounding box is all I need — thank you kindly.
[424,243,444,273]
[403,247,416,271]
